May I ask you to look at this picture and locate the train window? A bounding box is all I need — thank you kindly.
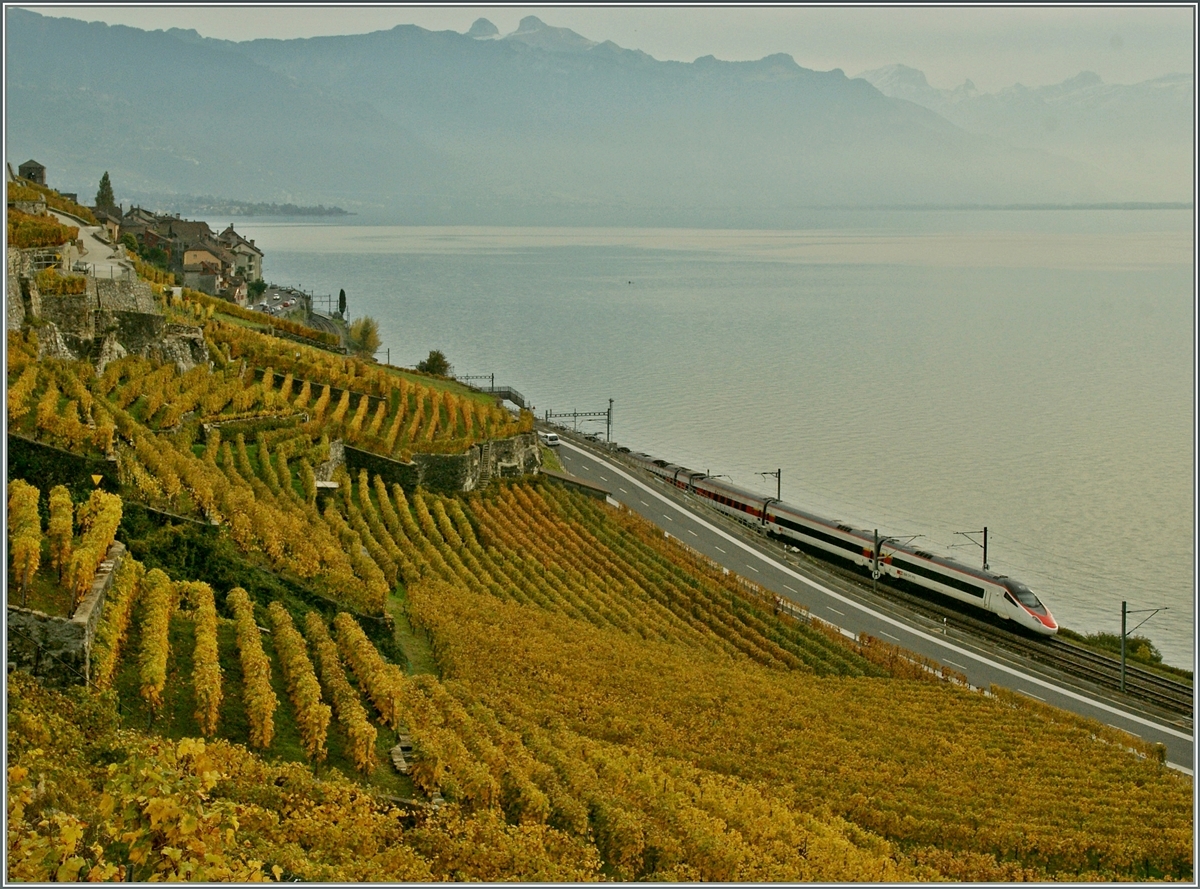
[1007,582,1047,614]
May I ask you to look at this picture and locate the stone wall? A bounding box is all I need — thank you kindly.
[37,292,96,343]
[7,541,125,687]
[489,432,541,478]
[12,199,47,215]
[97,277,157,314]
[341,431,541,494]
[7,250,26,329]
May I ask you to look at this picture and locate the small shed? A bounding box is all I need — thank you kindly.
[18,159,45,185]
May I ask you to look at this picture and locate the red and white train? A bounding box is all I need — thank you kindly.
[625,452,1058,637]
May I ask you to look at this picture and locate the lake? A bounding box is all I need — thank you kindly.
[213,210,1195,667]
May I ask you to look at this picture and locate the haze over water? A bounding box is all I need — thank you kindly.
[225,210,1194,667]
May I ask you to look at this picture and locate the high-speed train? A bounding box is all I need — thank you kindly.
[625,452,1057,636]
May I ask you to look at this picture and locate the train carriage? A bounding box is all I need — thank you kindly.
[626,450,1057,636]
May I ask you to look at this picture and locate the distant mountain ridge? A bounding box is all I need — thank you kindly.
[5,9,1184,225]
[857,64,1193,201]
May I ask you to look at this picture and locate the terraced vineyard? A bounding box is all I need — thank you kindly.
[5,286,1192,881]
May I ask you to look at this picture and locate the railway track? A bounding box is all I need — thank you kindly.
[847,567,1194,714]
[590,443,1195,720]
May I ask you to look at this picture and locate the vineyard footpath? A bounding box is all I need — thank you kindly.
[5,246,1193,881]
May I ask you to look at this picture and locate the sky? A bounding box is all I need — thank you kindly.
[19,4,1196,92]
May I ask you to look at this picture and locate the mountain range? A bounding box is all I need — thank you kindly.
[5,10,1192,225]
[857,64,1193,203]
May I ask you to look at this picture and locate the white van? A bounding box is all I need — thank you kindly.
[539,431,561,447]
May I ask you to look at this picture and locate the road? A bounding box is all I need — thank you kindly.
[554,438,1195,773]
[51,210,135,279]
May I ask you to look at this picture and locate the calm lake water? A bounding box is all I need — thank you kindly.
[217,211,1195,667]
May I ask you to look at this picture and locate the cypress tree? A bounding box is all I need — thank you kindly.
[95,172,116,211]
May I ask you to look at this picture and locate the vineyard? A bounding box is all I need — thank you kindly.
[5,255,1193,881]
[8,465,1193,880]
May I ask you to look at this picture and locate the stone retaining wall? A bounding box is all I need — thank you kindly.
[7,541,126,687]
[340,431,541,494]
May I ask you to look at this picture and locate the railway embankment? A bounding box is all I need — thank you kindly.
[548,425,1194,728]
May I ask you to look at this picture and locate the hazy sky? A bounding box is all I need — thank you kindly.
[21,5,1196,92]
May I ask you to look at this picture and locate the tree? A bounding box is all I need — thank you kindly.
[95,172,116,211]
[338,288,347,316]
[417,350,452,377]
[347,316,381,359]
[249,279,267,300]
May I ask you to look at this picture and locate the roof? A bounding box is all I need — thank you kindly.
[159,219,215,241]
[218,225,264,255]
[19,159,44,170]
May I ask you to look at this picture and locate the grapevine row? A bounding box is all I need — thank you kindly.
[267,601,331,763]
[304,612,377,773]
[228,587,278,749]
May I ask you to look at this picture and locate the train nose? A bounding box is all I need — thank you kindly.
[1037,610,1058,632]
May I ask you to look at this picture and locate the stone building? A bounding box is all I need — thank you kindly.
[18,158,45,184]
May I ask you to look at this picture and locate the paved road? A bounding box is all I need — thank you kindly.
[51,210,135,280]
[554,438,1195,773]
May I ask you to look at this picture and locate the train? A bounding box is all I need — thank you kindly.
[623,451,1058,637]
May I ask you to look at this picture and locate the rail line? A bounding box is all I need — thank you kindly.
[589,442,1194,721]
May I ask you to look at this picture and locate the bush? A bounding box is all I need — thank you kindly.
[7,209,79,248]
[416,350,452,377]
[1083,631,1163,666]
[10,178,97,224]
[34,268,88,295]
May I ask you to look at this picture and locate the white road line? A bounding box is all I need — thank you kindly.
[746,564,759,572]
[1020,691,1045,702]
[662,514,673,521]
[1108,724,1141,737]
[945,659,967,671]
[619,487,628,494]
[784,584,797,593]
[599,475,608,481]
[827,606,844,616]
[640,500,650,507]
[687,529,698,537]
[557,439,1193,745]
[880,631,900,641]
[714,545,725,553]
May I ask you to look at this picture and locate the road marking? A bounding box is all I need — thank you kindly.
[880,631,899,641]
[619,487,628,494]
[714,546,725,553]
[826,606,844,616]
[944,659,967,671]
[746,564,759,572]
[640,500,650,507]
[783,584,797,593]
[662,514,672,521]
[687,529,697,537]
[599,475,608,481]
[1021,691,1045,702]
[1108,723,1140,737]
[556,440,1194,745]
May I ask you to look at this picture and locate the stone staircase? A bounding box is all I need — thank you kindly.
[476,440,494,488]
[389,733,414,774]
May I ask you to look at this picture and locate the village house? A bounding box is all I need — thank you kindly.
[217,224,264,282]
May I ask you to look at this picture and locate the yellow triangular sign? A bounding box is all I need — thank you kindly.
[92,474,103,486]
